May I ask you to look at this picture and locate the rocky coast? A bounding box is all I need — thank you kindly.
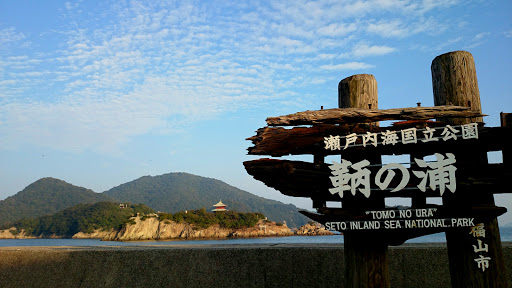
[0,214,332,241]
[102,214,297,241]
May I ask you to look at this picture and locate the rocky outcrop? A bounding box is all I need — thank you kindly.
[72,229,117,239]
[295,222,334,236]
[103,215,294,241]
[231,222,294,238]
[0,217,333,240]
[0,228,37,239]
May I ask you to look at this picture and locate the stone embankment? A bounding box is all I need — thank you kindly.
[1,243,511,288]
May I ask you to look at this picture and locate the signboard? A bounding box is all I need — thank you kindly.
[245,55,511,286]
[244,105,510,287]
[470,223,492,271]
[324,208,475,232]
[329,153,456,198]
[324,123,479,151]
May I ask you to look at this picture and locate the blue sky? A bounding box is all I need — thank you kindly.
[1,1,511,224]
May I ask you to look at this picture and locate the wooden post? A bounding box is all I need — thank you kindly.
[339,74,389,288]
[339,74,378,110]
[501,113,511,165]
[431,51,483,124]
[432,51,507,287]
[313,153,326,209]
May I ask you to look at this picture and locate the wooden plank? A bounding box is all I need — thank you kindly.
[266,106,486,126]
[300,206,507,245]
[243,158,339,200]
[243,159,512,199]
[247,124,386,157]
[310,206,507,222]
[247,125,511,157]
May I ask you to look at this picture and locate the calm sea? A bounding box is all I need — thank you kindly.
[1,227,511,247]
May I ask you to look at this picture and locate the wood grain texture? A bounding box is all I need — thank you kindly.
[338,74,378,110]
[432,51,483,124]
[243,158,512,199]
[266,106,485,126]
[247,125,510,157]
[433,51,507,288]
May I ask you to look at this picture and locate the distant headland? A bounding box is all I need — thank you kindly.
[0,202,332,241]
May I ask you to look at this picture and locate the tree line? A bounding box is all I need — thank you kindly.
[2,202,268,237]
[158,208,266,229]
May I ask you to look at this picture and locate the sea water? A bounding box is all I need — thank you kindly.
[1,227,511,247]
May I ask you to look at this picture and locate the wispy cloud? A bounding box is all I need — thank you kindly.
[317,23,358,37]
[0,0,473,154]
[320,62,375,71]
[367,19,409,38]
[367,16,447,39]
[0,27,26,45]
[351,43,396,58]
[464,32,491,49]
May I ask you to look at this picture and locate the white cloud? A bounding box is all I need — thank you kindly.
[473,32,490,41]
[464,32,491,49]
[317,23,358,37]
[0,0,479,154]
[419,0,458,13]
[352,43,396,57]
[505,30,512,38]
[0,27,26,46]
[270,22,315,39]
[320,62,375,71]
[367,19,409,38]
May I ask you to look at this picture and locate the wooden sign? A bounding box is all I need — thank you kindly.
[303,206,506,232]
[245,106,511,286]
[244,51,510,287]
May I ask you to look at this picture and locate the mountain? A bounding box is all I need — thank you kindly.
[0,178,113,227]
[103,172,310,228]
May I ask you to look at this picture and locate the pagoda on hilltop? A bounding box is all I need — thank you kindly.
[212,200,227,212]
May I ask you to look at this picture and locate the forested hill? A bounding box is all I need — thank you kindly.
[0,177,113,226]
[4,202,155,237]
[0,174,310,228]
[103,172,309,228]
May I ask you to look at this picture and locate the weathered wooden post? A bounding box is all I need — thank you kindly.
[432,51,483,125]
[431,50,508,287]
[339,74,389,288]
[338,74,378,111]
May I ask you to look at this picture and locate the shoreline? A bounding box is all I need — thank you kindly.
[0,229,334,241]
[1,218,333,241]
[1,241,511,251]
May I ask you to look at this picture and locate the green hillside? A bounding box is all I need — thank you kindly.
[5,202,154,237]
[0,178,113,226]
[0,173,310,229]
[103,172,309,228]
[5,203,274,238]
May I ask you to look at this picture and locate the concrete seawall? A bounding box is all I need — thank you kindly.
[1,243,511,288]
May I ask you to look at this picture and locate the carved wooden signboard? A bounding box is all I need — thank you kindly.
[244,51,510,288]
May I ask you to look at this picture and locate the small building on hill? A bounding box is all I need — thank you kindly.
[212,200,227,212]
